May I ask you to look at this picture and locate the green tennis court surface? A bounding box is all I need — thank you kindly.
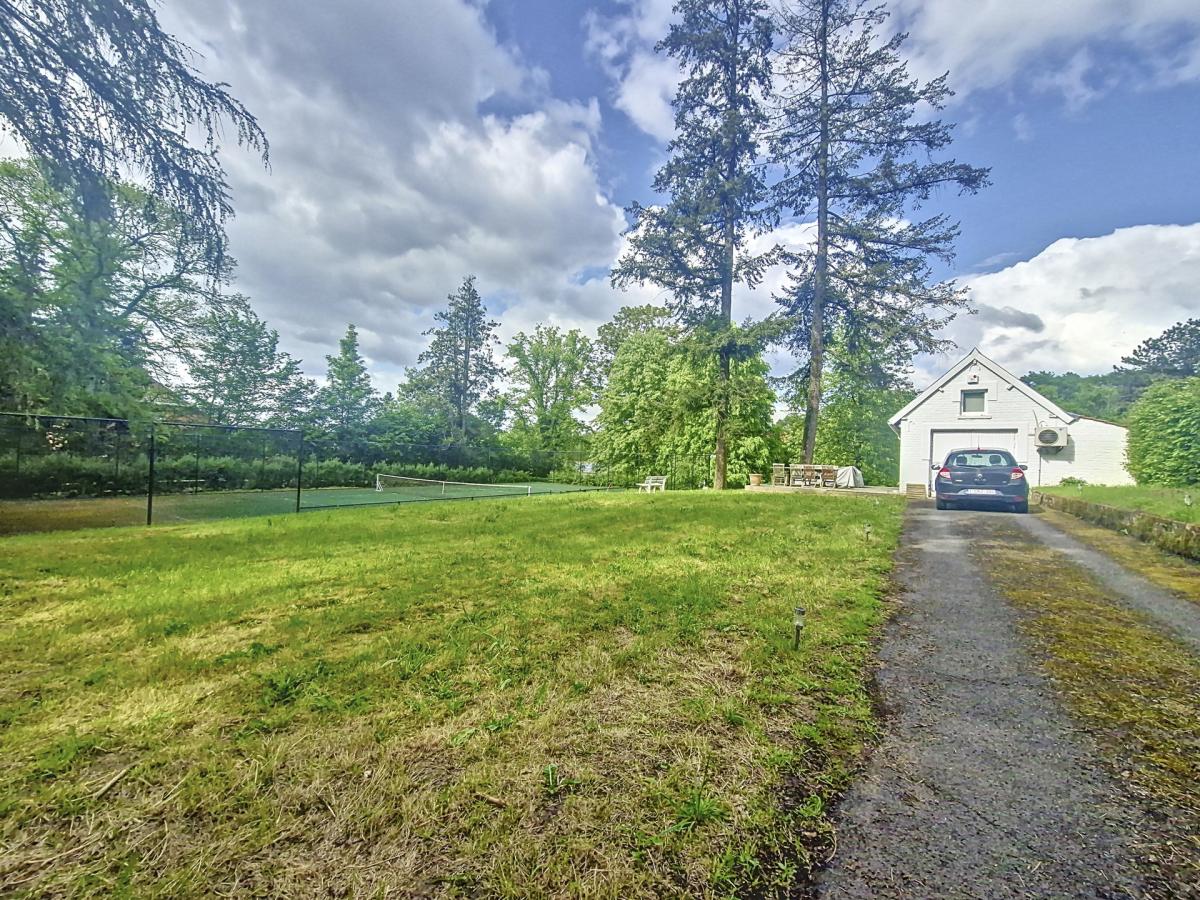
[0,482,612,535]
[302,480,609,509]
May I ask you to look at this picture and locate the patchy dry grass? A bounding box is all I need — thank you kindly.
[973,523,1200,894]
[1038,508,1200,606]
[0,491,903,897]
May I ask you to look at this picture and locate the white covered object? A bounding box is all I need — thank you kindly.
[835,466,864,488]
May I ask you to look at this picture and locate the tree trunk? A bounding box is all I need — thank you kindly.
[803,0,831,465]
[714,0,741,491]
[715,218,734,490]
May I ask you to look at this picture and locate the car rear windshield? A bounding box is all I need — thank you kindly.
[946,450,1016,468]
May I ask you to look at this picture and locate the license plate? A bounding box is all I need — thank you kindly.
[961,488,1000,495]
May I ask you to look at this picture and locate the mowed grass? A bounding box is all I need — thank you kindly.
[0,491,903,897]
[1042,484,1200,524]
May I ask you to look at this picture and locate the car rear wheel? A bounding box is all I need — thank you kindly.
[936,498,949,510]
[1012,501,1028,514]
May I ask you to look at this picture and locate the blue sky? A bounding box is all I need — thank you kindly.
[158,0,1200,391]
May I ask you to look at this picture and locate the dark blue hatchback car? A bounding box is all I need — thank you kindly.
[933,448,1029,513]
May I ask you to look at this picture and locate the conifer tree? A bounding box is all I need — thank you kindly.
[612,0,777,489]
[315,324,380,457]
[410,276,501,441]
[771,0,988,462]
[0,0,267,258]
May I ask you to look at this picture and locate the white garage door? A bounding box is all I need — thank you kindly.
[928,429,1020,490]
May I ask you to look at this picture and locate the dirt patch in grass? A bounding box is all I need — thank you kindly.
[0,491,902,897]
[973,523,1200,895]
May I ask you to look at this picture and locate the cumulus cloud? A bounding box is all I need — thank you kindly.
[157,0,628,389]
[919,223,1200,383]
[889,0,1200,106]
[585,0,679,141]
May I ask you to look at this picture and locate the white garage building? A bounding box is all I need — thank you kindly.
[890,348,1134,496]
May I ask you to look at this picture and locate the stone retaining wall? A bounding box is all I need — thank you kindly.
[1033,490,1200,561]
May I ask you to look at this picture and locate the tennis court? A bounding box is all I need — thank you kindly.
[301,477,611,510]
[0,479,613,535]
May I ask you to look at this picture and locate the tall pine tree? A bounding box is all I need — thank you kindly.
[612,0,777,490]
[409,276,501,442]
[314,324,380,457]
[771,0,988,462]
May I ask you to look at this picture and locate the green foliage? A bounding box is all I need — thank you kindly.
[1125,378,1200,486]
[1121,318,1200,377]
[183,296,315,427]
[310,325,381,458]
[0,160,218,417]
[612,0,777,488]
[789,384,912,487]
[407,275,501,441]
[505,325,597,451]
[772,0,987,460]
[0,0,267,259]
[592,330,777,488]
[594,305,674,378]
[1021,370,1149,424]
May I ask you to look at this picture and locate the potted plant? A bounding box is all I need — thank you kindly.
[749,473,764,486]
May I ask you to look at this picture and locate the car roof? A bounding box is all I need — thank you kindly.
[945,448,1014,454]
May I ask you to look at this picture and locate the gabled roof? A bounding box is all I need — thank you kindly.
[889,347,1075,432]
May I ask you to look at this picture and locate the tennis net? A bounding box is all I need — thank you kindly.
[374,473,533,499]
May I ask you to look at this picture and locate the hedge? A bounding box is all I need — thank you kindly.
[0,453,534,500]
[1126,377,1200,486]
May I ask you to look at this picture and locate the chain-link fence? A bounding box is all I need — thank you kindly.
[0,412,714,535]
[0,414,302,534]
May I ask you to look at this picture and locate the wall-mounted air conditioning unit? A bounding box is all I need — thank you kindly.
[1035,426,1068,448]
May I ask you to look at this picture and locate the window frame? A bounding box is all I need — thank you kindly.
[960,388,988,416]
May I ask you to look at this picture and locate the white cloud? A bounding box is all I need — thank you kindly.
[585,0,679,141]
[890,0,1200,105]
[918,223,1200,383]
[153,0,628,390]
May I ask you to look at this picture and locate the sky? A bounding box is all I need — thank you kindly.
[155,0,1200,394]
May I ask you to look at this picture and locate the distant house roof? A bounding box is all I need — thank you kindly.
[888,347,1076,433]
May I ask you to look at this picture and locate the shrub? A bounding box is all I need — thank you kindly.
[0,452,536,499]
[1126,377,1200,486]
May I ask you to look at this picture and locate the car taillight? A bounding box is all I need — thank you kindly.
[937,467,951,480]
[1010,468,1025,481]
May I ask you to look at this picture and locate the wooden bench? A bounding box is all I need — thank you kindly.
[636,475,667,492]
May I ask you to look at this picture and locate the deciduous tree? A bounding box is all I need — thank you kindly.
[183,297,314,427]
[612,0,777,489]
[506,325,597,451]
[0,160,223,416]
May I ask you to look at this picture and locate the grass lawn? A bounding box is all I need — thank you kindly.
[1041,484,1200,524]
[0,491,903,897]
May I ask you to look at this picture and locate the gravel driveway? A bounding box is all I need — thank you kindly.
[815,504,1146,899]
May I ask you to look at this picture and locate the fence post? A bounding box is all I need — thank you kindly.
[295,434,304,514]
[147,423,156,526]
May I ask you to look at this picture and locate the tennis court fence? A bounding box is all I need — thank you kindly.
[0,412,713,535]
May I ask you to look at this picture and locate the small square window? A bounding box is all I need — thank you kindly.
[961,390,986,414]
